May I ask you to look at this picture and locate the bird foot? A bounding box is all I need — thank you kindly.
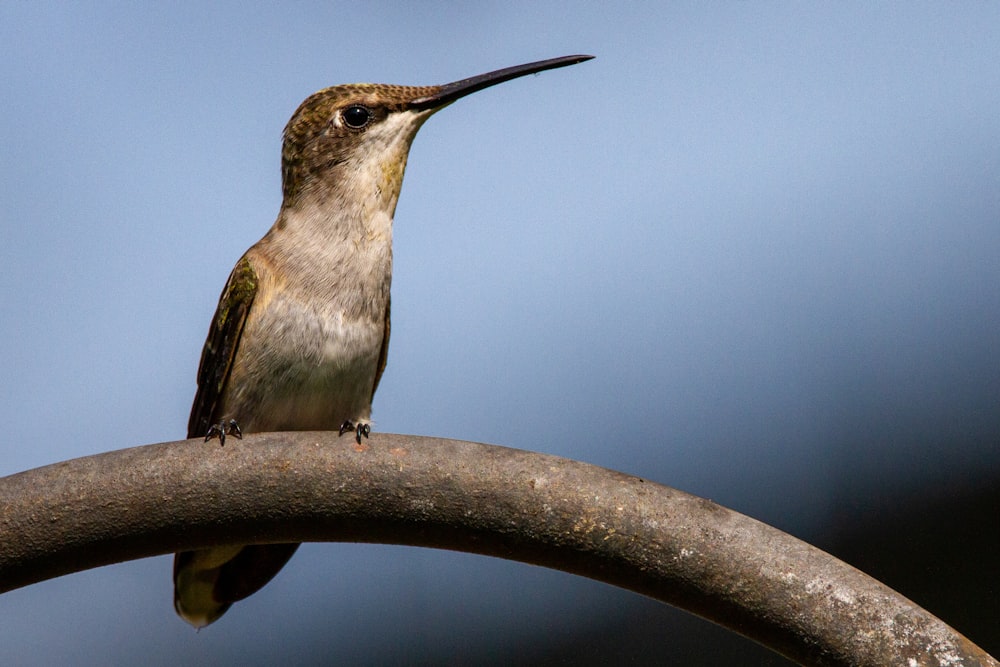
[339,420,370,444]
[205,419,242,446]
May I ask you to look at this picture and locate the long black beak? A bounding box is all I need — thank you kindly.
[408,55,594,110]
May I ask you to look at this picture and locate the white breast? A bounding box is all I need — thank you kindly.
[225,292,384,432]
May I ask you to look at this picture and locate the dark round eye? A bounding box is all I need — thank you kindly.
[341,105,373,129]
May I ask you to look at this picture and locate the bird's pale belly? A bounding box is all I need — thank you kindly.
[223,296,384,432]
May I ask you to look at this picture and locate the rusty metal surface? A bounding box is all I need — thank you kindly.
[0,432,994,666]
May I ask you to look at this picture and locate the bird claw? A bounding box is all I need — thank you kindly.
[205,419,242,446]
[339,420,370,444]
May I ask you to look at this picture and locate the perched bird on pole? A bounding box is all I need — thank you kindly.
[173,54,594,628]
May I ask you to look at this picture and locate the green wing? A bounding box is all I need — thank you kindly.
[187,256,258,439]
[371,294,390,402]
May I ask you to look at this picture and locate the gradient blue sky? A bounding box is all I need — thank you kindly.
[2,3,998,664]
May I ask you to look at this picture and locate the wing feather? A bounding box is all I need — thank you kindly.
[187,256,258,439]
[370,295,390,401]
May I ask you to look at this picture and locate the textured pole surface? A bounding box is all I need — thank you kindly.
[0,432,993,667]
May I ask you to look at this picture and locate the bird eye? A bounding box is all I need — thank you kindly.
[341,105,373,129]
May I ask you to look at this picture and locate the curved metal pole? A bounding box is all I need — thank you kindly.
[0,432,993,667]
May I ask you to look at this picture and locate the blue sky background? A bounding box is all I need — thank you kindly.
[2,3,998,664]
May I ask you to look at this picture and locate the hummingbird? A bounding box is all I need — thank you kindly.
[172,54,593,628]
